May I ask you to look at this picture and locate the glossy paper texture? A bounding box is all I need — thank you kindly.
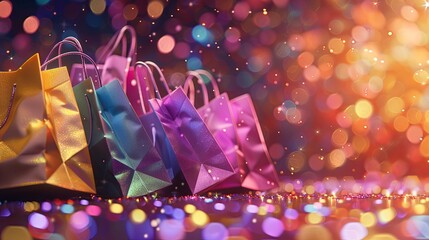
[0,54,96,194]
[149,88,234,194]
[96,80,171,197]
[230,94,279,191]
[73,78,122,198]
[198,93,243,190]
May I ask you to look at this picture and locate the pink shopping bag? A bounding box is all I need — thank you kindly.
[185,70,279,191]
[183,71,242,190]
[143,62,234,194]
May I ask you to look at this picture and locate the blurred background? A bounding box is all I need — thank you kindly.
[2,0,429,194]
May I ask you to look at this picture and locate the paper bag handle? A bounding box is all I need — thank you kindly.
[135,61,158,114]
[145,61,171,95]
[0,83,17,129]
[97,25,136,64]
[42,51,101,144]
[183,71,209,106]
[57,37,83,66]
[192,69,220,97]
[41,51,102,89]
[43,37,89,79]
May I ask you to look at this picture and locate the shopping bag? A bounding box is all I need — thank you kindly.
[96,79,171,197]
[134,63,180,181]
[73,78,123,198]
[43,39,123,198]
[145,62,235,194]
[184,71,243,190]
[188,70,279,191]
[0,54,95,199]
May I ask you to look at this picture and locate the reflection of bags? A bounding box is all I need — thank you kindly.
[96,80,171,197]
[0,54,96,199]
[186,70,279,191]
[144,62,235,194]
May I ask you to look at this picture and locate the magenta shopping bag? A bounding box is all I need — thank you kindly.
[184,71,242,190]
[143,62,234,194]
[186,70,279,191]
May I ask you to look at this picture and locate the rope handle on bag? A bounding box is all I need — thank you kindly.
[183,74,195,104]
[192,69,220,97]
[41,51,102,89]
[134,62,158,147]
[41,51,102,145]
[183,71,209,106]
[97,25,137,64]
[145,61,171,94]
[134,61,158,114]
[57,37,83,66]
[43,37,89,79]
[0,83,17,129]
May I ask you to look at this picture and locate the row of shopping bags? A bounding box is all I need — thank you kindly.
[0,26,279,199]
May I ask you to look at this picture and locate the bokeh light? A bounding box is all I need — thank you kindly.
[157,35,175,54]
[123,4,138,21]
[23,16,39,34]
[0,1,12,18]
[90,0,106,15]
[147,1,164,19]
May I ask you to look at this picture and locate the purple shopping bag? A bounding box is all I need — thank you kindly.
[186,70,279,191]
[134,63,181,180]
[143,62,234,194]
[183,71,243,190]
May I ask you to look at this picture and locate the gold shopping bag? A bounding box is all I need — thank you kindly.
[0,54,95,199]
